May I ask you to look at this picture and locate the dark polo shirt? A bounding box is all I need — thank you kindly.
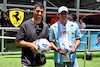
[15,19,49,66]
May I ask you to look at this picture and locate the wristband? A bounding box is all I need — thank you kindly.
[74,46,77,49]
[49,41,53,42]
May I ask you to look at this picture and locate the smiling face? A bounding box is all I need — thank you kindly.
[33,6,44,21]
[58,11,68,22]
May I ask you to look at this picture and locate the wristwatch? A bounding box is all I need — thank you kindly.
[74,46,77,49]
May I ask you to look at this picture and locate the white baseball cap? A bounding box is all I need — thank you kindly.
[58,6,69,14]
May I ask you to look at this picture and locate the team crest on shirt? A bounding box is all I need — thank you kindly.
[9,8,24,27]
[70,24,74,30]
[71,26,73,30]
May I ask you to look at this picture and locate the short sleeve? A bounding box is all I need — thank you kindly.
[45,25,49,39]
[15,25,26,42]
[75,24,82,39]
[83,23,86,28]
[49,26,55,41]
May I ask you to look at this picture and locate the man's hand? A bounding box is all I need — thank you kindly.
[58,50,66,55]
[56,48,66,55]
[70,46,77,54]
[30,40,39,54]
[50,42,66,55]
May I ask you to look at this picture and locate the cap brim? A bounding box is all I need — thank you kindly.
[58,10,69,14]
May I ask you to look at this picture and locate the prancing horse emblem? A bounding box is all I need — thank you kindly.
[9,8,24,27]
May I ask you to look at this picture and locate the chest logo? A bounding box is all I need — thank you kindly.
[71,27,73,30]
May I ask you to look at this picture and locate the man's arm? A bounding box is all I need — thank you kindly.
[71,38,81,54]
[50,42,66,55]
[50,42,58,51]
[15,40,39,54]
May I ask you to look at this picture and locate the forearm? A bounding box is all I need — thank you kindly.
[15,40,39,53]
[50,42,58,51]
[15,40,32,48]
[75,38,81,49]
[70,38,81,54]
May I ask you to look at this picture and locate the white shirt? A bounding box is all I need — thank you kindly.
[59,22,68,41]
[77,22,86,29]
[73,21,78,24]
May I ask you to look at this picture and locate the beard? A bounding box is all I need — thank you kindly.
[34,15,43,21]
[60,18,67,22]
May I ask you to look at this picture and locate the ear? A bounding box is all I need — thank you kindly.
[33,9,35,13]
[58,14,60,17]
[56,13,58,16]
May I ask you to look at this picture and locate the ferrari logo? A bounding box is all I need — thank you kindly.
[9,8,24,27]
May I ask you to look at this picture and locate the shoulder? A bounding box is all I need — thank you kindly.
[21,19,32,26]
[50,21,58,28]
[49,21,58,31]
[69,20,78,26]
[69,20,79,30]
[82,22,86,25]
[42,21,49,28]
[19,19,33,30]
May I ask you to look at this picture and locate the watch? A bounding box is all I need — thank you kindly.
[74,46,77,49]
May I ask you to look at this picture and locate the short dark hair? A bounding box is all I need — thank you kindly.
[34,2,44,9]
[79,17,84,22]
[79,17,83,20]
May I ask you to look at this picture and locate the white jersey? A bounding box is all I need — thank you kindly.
[77,22,86,29]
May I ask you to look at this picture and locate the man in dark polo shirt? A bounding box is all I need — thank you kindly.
[15,2,49,67]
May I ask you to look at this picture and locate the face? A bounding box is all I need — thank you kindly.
[58,11,68,21]
[79,19,83,23]
[33,7,44,21]
[3,13,7,18]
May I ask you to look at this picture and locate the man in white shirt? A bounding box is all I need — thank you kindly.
[49,6,82,67]
[77,18,86,29]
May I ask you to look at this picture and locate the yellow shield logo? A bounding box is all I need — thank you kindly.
[9,8,24,27]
